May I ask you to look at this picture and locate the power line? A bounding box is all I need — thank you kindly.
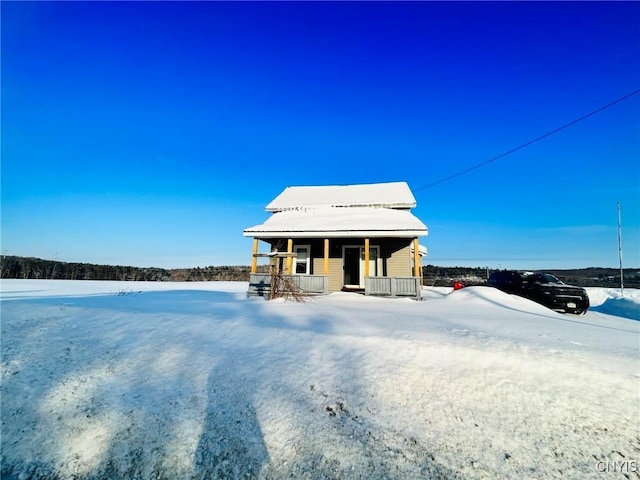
[413,88,640,192]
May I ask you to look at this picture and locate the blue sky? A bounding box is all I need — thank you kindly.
[2,1,639,269]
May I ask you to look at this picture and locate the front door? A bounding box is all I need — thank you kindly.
[343,246,360,288]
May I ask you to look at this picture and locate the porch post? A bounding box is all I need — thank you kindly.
[323,238,329,275]
[286,239,293,274]
[364,238,370,277]
[413,237,421,282]
[251,238,259,273]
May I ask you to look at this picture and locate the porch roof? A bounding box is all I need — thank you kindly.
[243,206,428,239]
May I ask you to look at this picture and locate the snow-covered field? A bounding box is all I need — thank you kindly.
[1,280,638,479]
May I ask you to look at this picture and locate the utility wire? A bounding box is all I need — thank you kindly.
[413,88,640,192]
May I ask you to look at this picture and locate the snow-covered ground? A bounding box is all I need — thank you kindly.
[1,280,638,479]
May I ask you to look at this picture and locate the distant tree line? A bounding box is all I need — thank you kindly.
[422,264,639,288]
[537,268,639,289]
[169,265,268,282]
[0,256,267,282]
[422,265,489,286]
[1,256,637,288]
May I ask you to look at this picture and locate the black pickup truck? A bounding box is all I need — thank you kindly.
[487,270,590,315]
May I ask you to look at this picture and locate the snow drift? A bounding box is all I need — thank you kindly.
[585,287,640,320]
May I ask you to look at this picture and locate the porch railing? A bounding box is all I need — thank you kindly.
[248,273,329,298]
[364,276,422,299]
[248,273,421,300]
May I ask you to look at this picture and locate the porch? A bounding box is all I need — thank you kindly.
[247,273,422,300]
[245,234,425,300]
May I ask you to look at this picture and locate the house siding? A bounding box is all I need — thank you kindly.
[384,238,413,278]
[327,257,343,292]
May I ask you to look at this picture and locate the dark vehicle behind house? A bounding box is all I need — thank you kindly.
[487,270,590,315]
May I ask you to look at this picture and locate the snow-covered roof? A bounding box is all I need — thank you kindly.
[265,182,416,212]
[244,206,428,238]
[411,243,428,257]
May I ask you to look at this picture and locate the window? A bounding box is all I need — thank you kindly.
[293,245,310,274]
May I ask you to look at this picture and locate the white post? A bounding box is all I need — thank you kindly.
[617,202,624,296]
